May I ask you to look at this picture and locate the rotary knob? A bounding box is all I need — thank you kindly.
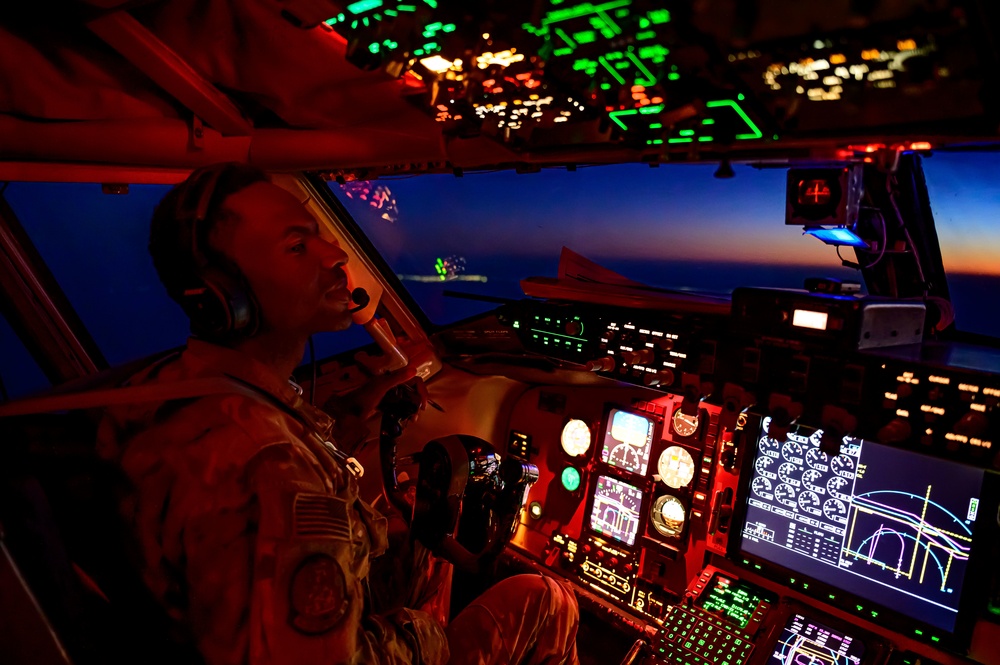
[565,320,583,336]
[622,348,654,365]
[877,417,912,444]
[585,356,616,372]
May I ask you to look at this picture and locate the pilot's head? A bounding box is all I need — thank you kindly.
[149,162,354,344]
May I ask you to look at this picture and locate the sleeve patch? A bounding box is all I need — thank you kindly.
[293,493,352,541]
[288,553,350,634]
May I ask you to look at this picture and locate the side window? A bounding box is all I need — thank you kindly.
[4,182,189,365]
[0,312,51,400]
[3,181,373,368]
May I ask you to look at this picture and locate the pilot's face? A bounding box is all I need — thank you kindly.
[212,182,354,336]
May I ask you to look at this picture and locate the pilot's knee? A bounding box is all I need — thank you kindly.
[496,574,579,624]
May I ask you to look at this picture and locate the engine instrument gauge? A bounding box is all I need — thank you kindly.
[657,446,696,489]
[758,436,780,458]
[650,494,686,538]
[823,498,848,523]
[778,462,799,484]
[797,490,821,515]
[561,419,592,457]
[781,440,803,462]
[830,454,856,479]
[805,447,829,471]
[755,456,777,478]
[672,409,700,438]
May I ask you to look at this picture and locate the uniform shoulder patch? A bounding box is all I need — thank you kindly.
[293,493,352,541]
[288,553,350,634]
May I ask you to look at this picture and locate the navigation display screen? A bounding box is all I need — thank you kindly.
[590,475,644,547]
[600,408,655,475]
[766,614,865,665]
[740,417,984,632]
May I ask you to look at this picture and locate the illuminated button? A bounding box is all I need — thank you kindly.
[560,466,582,491]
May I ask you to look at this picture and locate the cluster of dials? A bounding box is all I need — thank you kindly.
[751,429,857,527]
[560,408,699,540]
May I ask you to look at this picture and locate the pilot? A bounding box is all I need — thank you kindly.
[95,162,579,665]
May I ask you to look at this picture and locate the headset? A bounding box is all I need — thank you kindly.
[172,164,261,340]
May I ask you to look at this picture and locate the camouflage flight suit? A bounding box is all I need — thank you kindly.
[97,339,580,665]
[97,339,449,664]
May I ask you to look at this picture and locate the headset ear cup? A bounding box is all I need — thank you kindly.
[185,266,259,338]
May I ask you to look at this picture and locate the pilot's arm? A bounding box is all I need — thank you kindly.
[183,438,449,665]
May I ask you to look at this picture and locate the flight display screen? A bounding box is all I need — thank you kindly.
[600,408,655,475]
[740,417,985,632]
[697,573,769,629]
[590,475,644,547]
[766,614,865,665]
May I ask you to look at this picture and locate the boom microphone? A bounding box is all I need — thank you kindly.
[348,287,370,313]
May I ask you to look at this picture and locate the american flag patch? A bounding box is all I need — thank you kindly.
[293,493,352,541]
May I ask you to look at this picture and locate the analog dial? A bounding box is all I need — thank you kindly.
[650,494,686,538]
[560,419,592,457]
[657,446,696,489]
[672,409,700,438]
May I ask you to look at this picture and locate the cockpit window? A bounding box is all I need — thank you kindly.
[0,312,50,400]
[922,151,1000,338]
[330,164,862,325]
[3,182,189,365]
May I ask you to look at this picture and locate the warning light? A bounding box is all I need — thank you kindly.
[561,466,582,492]
[908,141,933,151]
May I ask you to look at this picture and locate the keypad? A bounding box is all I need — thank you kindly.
[648,605,754,665]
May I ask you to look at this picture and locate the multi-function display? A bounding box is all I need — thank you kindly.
[740,417,984,632]
[590,475,644,547]
[601,409,655,475]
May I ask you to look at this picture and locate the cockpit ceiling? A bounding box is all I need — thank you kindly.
[1,0,999,173]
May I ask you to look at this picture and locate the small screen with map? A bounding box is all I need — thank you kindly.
[766,614,865,665]
[600,408,655,475]
[589,475,644,547]
[739,417,985,633]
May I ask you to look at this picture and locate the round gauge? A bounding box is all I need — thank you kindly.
[774,483,797,508]
[755,456,777,478]
[657,446,696,489]
[778,462,799,484]
[805,448,829,471]
[830,455,856,479]
[650,495,686,538]
[758,436,780,458]
[801,469,824,492]
[751,476,773,498]
[826,476,851,501]
[797,490,822,516]
[560,419,592,457]
[823,498,848,523]
[672,409,699,438]
[782,440,803,462]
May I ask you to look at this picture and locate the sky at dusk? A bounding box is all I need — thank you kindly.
[340,154,1000,281]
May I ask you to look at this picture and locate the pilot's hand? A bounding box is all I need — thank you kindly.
[324,367,421,448]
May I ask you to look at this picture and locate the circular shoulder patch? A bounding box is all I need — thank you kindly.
[288,553,350,634]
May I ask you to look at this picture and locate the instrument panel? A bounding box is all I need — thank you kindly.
[496,291,1000,665]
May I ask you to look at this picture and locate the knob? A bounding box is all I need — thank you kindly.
[622,348,654,365]
[565,320,583,336]
[586,356,616,372]
[878,418,912,444]
[643,370,675,387]
[954,411,990,438]
[610,557,619,566]
[657,338,674,351]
